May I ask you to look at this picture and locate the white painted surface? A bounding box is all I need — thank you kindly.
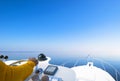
[72,63,115,81]
[5,59,115,81]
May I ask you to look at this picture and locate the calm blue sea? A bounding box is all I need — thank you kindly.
[0,51,120,81]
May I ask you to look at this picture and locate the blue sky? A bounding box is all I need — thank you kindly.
[0,0,120,57]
